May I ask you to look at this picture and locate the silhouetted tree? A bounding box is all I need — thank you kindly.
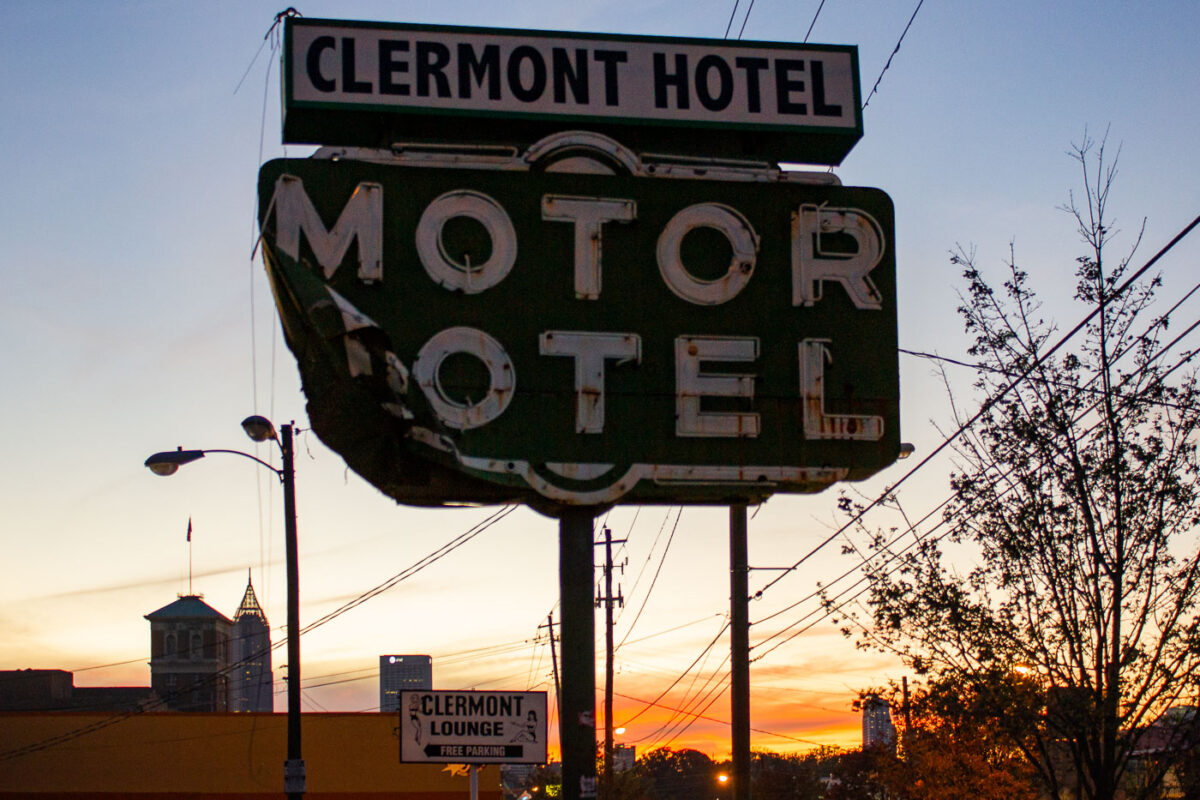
[819,747,884,800]
[508,762,561,800]
[846,133,1200,800]
[634,747,718,800]
[860,677,1040,800]
[596,744,653,800]
[750,750,826,800]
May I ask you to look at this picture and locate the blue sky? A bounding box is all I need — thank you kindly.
[2,0,1198,756]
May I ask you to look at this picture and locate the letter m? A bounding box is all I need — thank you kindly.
[272,174,383,282]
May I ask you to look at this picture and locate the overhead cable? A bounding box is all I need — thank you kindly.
[861,0,925,111]
[750,227,1200,661]
[751,213,1200,603]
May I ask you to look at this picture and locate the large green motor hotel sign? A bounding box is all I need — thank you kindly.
[257,151,898,509]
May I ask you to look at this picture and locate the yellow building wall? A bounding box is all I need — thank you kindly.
[0,712,504,799]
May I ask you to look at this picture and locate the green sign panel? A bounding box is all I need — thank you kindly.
[282,17,862,164]
[257,149,897,509]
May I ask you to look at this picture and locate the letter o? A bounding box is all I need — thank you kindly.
[416,190,517,293]
[414,327,515,430]
[695,54,734,111]
[657,203,759,305]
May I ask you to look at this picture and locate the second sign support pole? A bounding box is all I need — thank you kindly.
[730,504,751,800]
[559,507,599,800]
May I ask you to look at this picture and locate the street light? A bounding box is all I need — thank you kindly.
[715,771,731,800]
[145,416,304,799]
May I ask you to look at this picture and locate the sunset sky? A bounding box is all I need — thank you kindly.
[2,0,1199,763]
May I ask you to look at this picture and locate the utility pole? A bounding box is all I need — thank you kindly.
[559,507,599,800]
[540,614,561,717]
[596,527,626,800]
[730,504,750,800]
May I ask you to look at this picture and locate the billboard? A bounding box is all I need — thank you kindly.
[256,145,898,510]
[282,17,862,164]
[399,690,548,764]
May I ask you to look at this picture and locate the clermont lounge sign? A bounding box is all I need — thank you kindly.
[399,690,547,764]
[256,145,898,508]
[282,18,862,164]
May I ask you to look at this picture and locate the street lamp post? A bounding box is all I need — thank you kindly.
[145,416,304,799]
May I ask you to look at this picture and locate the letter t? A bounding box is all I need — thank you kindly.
[542,195,636,299]
[540,331,641,433]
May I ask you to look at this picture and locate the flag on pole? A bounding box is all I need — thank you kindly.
[187,518,192,542]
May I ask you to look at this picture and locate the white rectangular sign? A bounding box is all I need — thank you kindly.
[282,18,863,162]
[398,690,548,764]
[289,22,857,130]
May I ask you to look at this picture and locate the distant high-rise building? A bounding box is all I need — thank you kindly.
[613,744,636,773]
[145,595,232,711]
[862,694,896,752]
[379,655,432,712]
[230,571,274,713]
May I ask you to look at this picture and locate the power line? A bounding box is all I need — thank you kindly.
[749,226,1200,663]
[753,320,1200,663]
[635,628,730,746]
[291,637,542,691]
[861,0,925,111]
[0,634,280,762]
[637,664,731,749]
[617,617,730,729]
[750,526,938,662]
[751,493,950,628]
[619,614,728,649]
[0,507,516,764]
[723,0,741,39]
[899,295,1200,413]
[614,507,672,630]
[751,213,1200,604]
[737,0,757,39]
[615,507,681,651]
[804,0,828,43]
[739,212,1200,659]
[298,505,517,637]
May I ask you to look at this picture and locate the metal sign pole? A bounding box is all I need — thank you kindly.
[730,504,751,800]
[469,764,478,800]
[559,507,599,800]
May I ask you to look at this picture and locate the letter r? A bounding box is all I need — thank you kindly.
[792,204,884,309]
